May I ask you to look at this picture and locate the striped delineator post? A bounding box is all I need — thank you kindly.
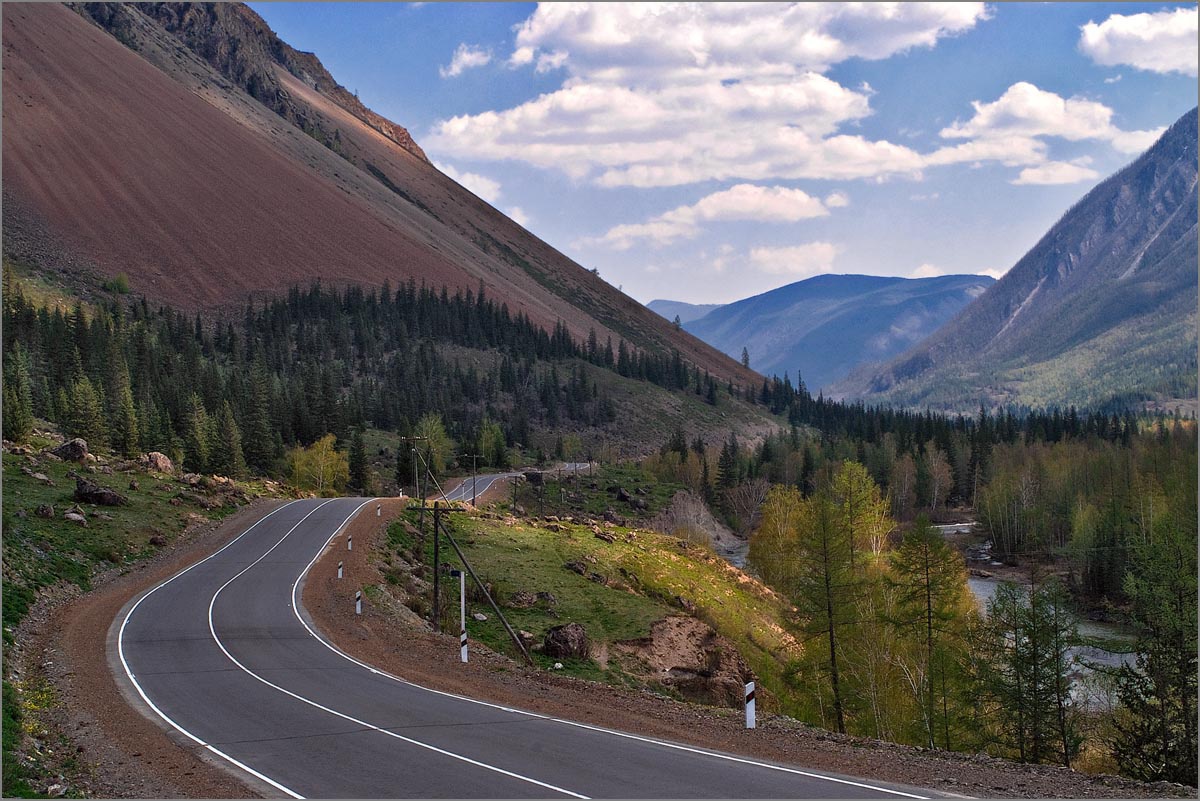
[377,504,381,517]
[347,535,353,551]
[451,569,468,663]
[355,590,362,615]
[745,681,756,729]
[337,561,343,579]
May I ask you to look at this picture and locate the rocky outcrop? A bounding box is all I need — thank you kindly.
[50,438,89,462]
[543,623,590,660]
[74,477,128,506]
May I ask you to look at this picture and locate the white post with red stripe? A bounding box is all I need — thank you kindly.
[745,681,756,729]
[355,590,362,615]
[452,569,468,663]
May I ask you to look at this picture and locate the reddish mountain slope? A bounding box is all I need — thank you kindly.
[2,3,755,386]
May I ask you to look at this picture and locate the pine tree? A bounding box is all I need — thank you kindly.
[183,393,211,474]
[243,363,276,473]
[68,375,108,448]
[3,342,34,443]
[110,382,140,457]
[348,427,370,495]
[210,400,247,478]
[1112,514,1198,785]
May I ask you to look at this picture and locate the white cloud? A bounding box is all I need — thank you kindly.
[1079,8,1198,77]
[505,206,532,227]
[749,242,840,276]
[439,43,492,78]
[1103,74,1122,84]
[435,161,502,203]
[977,267,1008,280]
[910,263,946,278]
[824,191,850,208]
[584,184,831,249]
[933,82,1165,164]
[1011,160,1101,186]
[429,3,985,187]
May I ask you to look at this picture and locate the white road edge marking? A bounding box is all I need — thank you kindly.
[291,501,930,800]
[117,500,305,800]
[209,498,589,801]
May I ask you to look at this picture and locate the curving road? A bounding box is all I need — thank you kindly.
[438,464,592,504]
[114,498,938,799]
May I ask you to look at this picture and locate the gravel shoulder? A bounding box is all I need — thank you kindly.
[303,499,1192,800]
[11,500,287,799]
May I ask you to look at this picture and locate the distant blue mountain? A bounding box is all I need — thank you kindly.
[681,273,994,391]
[646,298,725,325]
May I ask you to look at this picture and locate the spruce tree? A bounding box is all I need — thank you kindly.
[183,393,211,474]
[348,428,370,494]
[3,342,34,443]
[210,400,247,478]
[68,375,108,448]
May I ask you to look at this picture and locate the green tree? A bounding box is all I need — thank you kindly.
[2,342,34,443]
[479,419,508,469]
[889,517,975,749]
[182,393,211,474]
[243,362,277,473]
[109,381,140,457]
[1112,514,1198,785]
[414,413,454,479]
[288,433,349,496]
[67,375,108,448]
[347,428,371,495]
[210,400,247,478]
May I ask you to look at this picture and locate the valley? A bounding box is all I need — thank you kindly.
[2,2,1196,798]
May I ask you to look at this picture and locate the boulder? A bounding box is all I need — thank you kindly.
[129,478,140,491]
[63,512,87,526]
[74,477,128,506]
[593,530,615,543]
[523,471,544,486]
[543,622,590,660]
[535,591,557,608]
[50,438,89,462]
[35,504,54,518]
[615,487,632,503]
[143,451,174,473]
[149,535,167,547]
[472,612,488,622]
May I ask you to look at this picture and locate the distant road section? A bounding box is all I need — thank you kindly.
[115,498,936,799]
[438,463,592,504]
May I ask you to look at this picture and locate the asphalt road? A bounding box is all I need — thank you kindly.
[115,498,938,799]
[438,464,592,504]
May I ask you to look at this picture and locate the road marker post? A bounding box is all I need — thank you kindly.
[745,681,756,729]
[347,534,352,551]
[377,504,381,517]
[451,569,467,662]
[337,561,343,579]
[355,590,362,615]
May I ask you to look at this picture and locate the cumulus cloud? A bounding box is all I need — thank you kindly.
[584,184,832,249]
[749,242,840,276]
[435,162,502,204]
[932,82,1165,164]
[1079,8,1198,77]
[439,43,492,78]
[910,263,946,278]
[429,3,986,187]
[1011,160,1101,186]
[505,206,532,227]
[824,191,850,208]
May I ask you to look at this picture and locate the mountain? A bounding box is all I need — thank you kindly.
[1,3,756,387]
[680,273,994,392]
[646,299,724,325]
[836,107,1198,411]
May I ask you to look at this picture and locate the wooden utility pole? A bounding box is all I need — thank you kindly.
[431,501,441,629]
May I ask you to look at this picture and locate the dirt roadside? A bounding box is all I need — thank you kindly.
[303,499,1192,801]
[10,500,288,799]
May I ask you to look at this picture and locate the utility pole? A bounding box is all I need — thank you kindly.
[465,453,481,505]
[431,501,441,630]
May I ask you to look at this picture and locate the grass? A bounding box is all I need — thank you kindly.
[508,463,682,523]
[387,500,805,714]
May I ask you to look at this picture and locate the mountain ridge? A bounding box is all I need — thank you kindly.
[667,273,995,391]
[834,107,1198,411]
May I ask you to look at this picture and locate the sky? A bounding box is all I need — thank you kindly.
[248,2,1198,305]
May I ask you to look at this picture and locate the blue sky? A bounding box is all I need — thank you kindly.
[249,2,1198,304]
